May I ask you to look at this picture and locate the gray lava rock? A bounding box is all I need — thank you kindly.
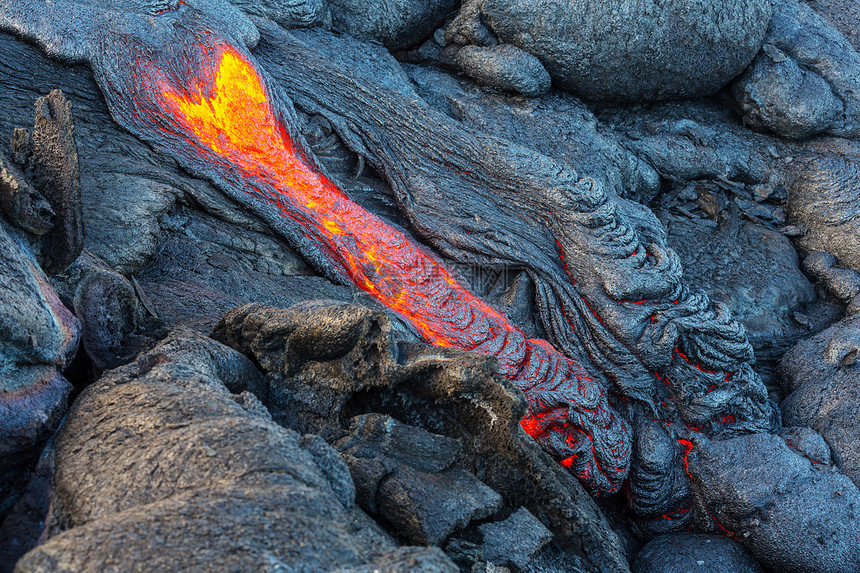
[52,250,161,372]
[337,414,502,545]
[0,151,52,237]
[328,0,456,50]
[407,64,659,203]
[14,330,457,572]
[594,99,784,187]
[785,141,860,274]
[229,0,330,29]
[806,0,860,51]
[632,533,762,573]
[212,302,630,572]
[780,315,860,486]
[443,43,551,97]
[446,0,771,102]
[135,206,353,332]
[733,0,860,139]
[802,251,860,305]
[666,212,815,352]
[479,507,553,569]
[377,464,503,545]
[0,218,78,518]
[687,432,860,573]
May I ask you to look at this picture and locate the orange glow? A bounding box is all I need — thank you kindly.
[155,45,630,495]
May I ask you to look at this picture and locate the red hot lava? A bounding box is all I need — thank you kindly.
[131,42,630,494]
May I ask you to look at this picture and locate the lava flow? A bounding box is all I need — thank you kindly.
[152,44,630,494]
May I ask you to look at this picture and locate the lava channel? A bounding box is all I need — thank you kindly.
[148,43,630,495]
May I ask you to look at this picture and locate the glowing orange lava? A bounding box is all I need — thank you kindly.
[156,45,630,494]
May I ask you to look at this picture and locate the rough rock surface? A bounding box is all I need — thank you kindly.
[337,414,503,545]
[687,432,860,573]
[785,140,860,274]
[0,217,78,519]
[229,0,330,29]
[440,43,552,97]
[632,533,762,573]
[478,507,554,569]
[444,0,772,102]
[212,302,630,572]
[779,315,860,486]
[14,330,458,573]
[328,0,456,50]
[805,0,860,51]
[733,0,860,139]
[407,64,660,203]
[802,252,860,311]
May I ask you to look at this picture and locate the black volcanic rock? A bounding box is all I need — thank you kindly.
[328,0,456,50]
[0,217,77,520]
[780,315,860,486]
[212,302,630,572]
[445,0,771,102]
[338,414,502,545]
[687,432,860,573]
[14,330,458,573]
[785,140,860,274]
[632,533,762,573]
[733,0,860,139]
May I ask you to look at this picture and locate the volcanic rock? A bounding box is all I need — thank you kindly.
[440,43,552,97]
[0,217,78,519]
[13,329,458,573]
[51,250,162,372]
[632,533,762,573]
[802,252,860,309]
[785,140,860,274]
[478,507,553,569]
[328,0,456,50]
[338,414,502,545]
[733,0,860,139]
[805,0,860,51]
[0,151,52,237]
[212,302,630,572]
[407,64,659,203]
[445,0,771,102]
[665,210,815,350]
[229,0,331,29]
[780,315,860,486]
[687,432,860,573]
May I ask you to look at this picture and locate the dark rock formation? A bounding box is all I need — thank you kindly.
[328,0,456,50]
[687,432,860,573]
[802,252,860,312]
[785,140,860,274]
[780,315,860,486]
[14,330,459,573]
[733,0,860,139]
[0,217,78,519]
[444,0,771,102]
[439,43,552,97]
[212,302,630,572]
[337,414,503,545]
[229,0,331,29]
[406,64,659,203]
[632,533,762,573]
[806,0,860,51]
[477,507,553,569]
[52,250,163,372]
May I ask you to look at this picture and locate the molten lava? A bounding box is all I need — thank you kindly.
[155,45,630,494]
